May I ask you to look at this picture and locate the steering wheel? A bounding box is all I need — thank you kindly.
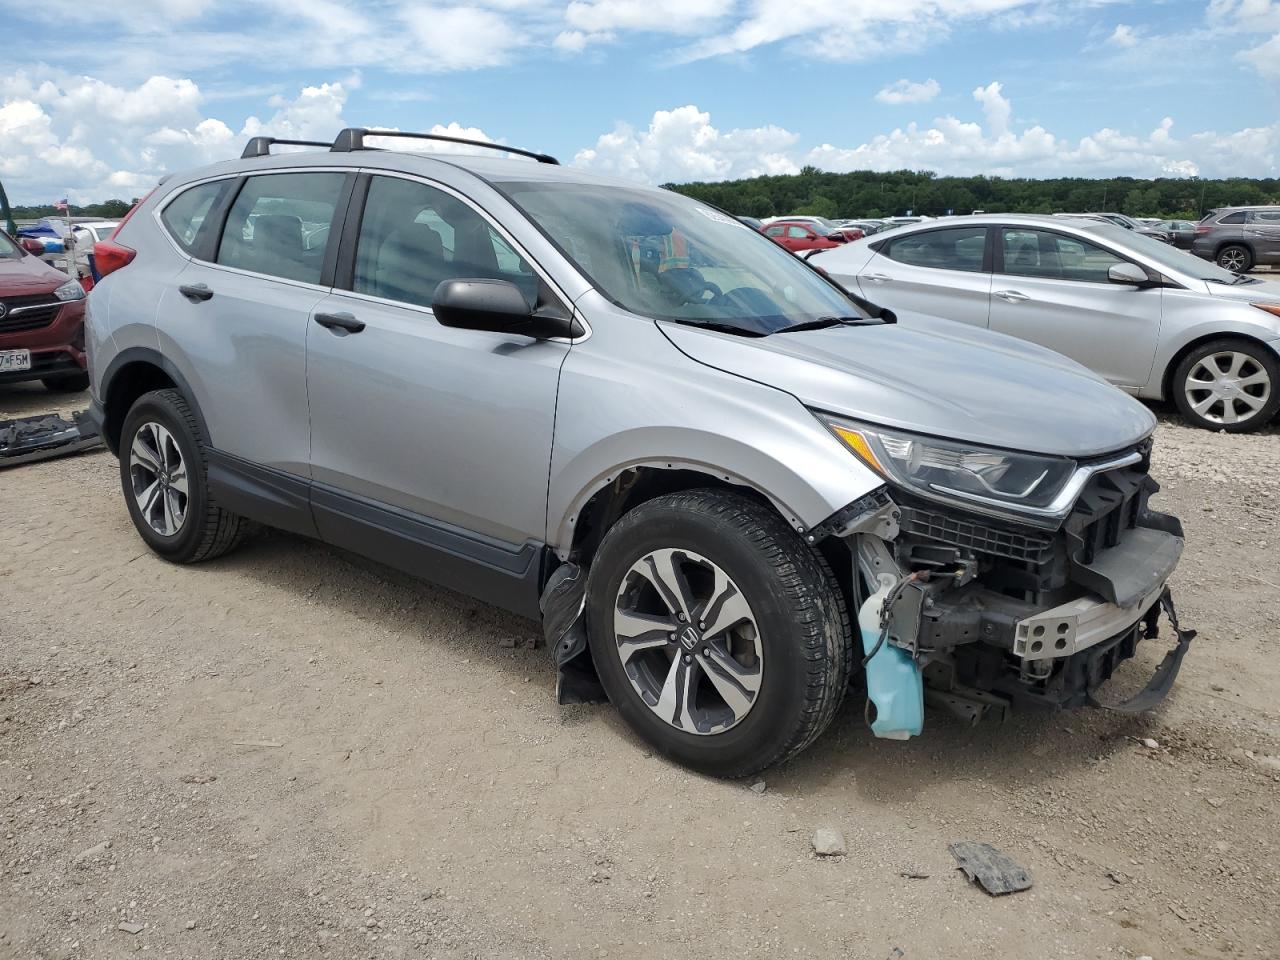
[661,267,722,305]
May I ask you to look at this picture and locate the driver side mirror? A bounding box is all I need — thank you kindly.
[432,278,580,340]
[1107,262,1150,287]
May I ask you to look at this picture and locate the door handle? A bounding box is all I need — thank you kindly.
[178,283,213,302]
[314,311,366,334]
[994,289,1030,303]
[861,272,893,283]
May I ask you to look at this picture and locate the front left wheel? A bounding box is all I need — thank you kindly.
[1171,338,1279,432]
[119,388,251,562]
[584,489,852,778]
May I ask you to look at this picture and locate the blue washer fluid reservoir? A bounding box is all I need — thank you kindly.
[859,574,924,740]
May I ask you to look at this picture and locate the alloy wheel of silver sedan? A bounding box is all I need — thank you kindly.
[1183,351,1273,426]
[128,421,189,536]
[613,548,762,735]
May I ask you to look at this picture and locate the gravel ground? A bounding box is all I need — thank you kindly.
[1,378,1277,960]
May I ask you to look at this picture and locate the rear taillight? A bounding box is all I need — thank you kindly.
[1194,225,1211,235]
[93,240,136,277]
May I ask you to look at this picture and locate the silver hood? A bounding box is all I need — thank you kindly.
[660,311,1156,459]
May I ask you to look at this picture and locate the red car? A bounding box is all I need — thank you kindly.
[0,229,89,392]
[762,221,846,253]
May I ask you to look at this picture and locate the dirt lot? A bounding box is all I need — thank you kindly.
[2,379,1278,960]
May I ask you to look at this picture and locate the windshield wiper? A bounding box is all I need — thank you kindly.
[668,318,768,337]
[773,316,884,334]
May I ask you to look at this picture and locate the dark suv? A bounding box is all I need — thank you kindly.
[0,229,90,391]
[1192,205,1280,273]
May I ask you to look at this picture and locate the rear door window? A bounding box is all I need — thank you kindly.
[215,173,346,284]
[350,175,539,309]
[884,227,987,272]
[1247,211,1280,225]
[161,180,232,253]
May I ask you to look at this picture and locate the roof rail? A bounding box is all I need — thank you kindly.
[330,128,559,165]
[240,137,333,159]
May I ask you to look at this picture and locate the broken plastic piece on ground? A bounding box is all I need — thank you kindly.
[949,841,1033,895]
[0,410,103,468]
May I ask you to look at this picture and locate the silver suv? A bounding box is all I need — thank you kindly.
[85,129,1194,776]
[1192,205,1280,273]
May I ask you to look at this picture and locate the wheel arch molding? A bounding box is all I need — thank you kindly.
[547,430,883,561]
[100,347,209,456]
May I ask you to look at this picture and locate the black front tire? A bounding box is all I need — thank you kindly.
[119,388,250,563]
[585,489,851,778]
[42,371,90,393]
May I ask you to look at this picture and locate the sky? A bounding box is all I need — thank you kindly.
[1,0,1278,204]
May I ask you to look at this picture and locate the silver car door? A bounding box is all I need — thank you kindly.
[159,170,349,478]
[305,172,569,557]
[855,225,992,328]
[988,227,1162,389]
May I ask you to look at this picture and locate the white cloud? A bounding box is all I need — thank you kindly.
[573,105,800,182]
[972,81,1011,137]
[565,0,731,33]
[579,92,1280,185]
[875,79,941,105]
[399,7,527,70]
[1106,24,1139,48]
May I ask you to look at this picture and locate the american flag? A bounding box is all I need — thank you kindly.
[54,198,68,210]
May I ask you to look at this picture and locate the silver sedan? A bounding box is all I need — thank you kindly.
[811,214,1280,432]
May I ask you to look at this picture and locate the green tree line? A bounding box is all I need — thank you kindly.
[666,167,1280,220]
[10,199,137,221]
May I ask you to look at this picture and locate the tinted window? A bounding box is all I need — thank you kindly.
[353,175,538,309]
[1002,229,1124,282]
[884,227,986,273]
[162,180,231,253]
[1219,212,1246,225]
[216,173,345,284]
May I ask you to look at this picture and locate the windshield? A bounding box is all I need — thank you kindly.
[1077,220,1242,283]
[498,181,870,335]
[0,230,22,260]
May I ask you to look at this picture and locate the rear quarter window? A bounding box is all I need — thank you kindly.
[160,180,232,253]
[1218,212,1247,225]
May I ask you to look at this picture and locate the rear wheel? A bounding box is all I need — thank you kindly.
[1172,338,1279,432]
[42,372,89,392]
[119,388,251,562]
[585,489,851,777]
[1216,245,1252,273]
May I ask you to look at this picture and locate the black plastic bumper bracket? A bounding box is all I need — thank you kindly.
[1087,588,1196,714]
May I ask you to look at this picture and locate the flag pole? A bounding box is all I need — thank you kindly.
[63,192,77,279]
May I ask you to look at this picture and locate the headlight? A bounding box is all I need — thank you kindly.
[54,279,86,302]
[817,413,1079,517]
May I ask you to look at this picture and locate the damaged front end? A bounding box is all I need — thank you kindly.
[828,438,1196,735]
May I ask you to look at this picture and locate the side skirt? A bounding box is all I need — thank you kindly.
[205,448,547,620]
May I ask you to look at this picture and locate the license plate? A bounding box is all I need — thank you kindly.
[0,349,32,373]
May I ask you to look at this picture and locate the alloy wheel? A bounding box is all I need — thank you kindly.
[128,421,189,536]
[1217,248,1248,272]
[613,548,763,735]
[1183,351,1272,426]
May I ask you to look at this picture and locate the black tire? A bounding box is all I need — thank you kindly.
[585,489,851,778]
[1171,338,1280,432]
[119,388,251,562]
[1216,244,1253,273]
[41,371,90,393]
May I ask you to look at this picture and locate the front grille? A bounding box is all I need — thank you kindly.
[900,506,1054,563]
[0,293,61,334]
